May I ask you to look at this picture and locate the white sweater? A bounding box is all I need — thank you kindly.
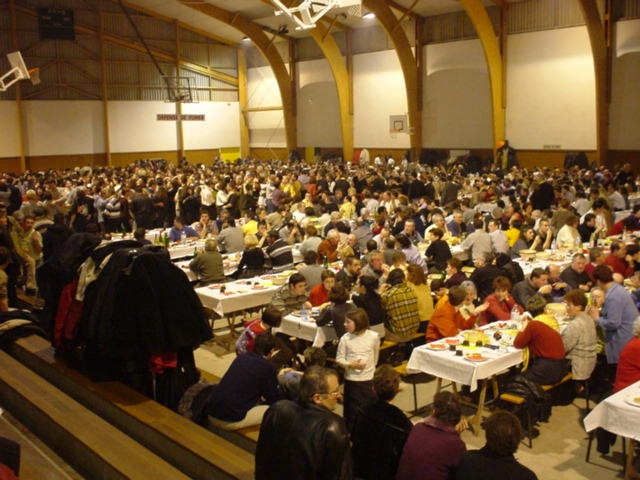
[336,329,380,382]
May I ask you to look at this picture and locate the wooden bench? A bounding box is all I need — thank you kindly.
[499,372,573,447]
[378,332,425,366]
[0,349,191,480]
[5,335,255,480]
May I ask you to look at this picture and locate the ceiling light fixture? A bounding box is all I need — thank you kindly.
[362,12,375,20]
[271,0,361,30]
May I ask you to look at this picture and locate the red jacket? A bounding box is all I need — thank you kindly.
[514,320,565,360]
[481,293,523,325]
[604,253,633,278]
[426,301,476,342]
[309,283,330,307]
[614,337,640,392]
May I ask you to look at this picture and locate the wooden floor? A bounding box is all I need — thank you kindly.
[0,410,83,480]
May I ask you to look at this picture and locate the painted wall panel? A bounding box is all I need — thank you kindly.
[108,101,177,152]
[506,26,596,150]
[353,50,409,149]
[610,19,640,150]
[424,39,493,148]
[0,102,21,158]
[297,59,340,147]
[182,102,240,149]
[22,101,105,156]
[246,65,286,148]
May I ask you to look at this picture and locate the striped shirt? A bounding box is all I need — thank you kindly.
[266,239,294,272]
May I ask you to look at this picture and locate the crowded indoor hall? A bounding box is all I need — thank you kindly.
[1,0,640,479]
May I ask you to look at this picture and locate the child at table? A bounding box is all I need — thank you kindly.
[236,308,296,368]
[336,308,379,432]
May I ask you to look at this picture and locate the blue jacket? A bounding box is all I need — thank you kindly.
[598,282,637,363]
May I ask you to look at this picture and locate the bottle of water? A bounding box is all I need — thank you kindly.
[300,306,308,322]
[180,231,186,243]
[575,235,582,251]
[510,305,519,322]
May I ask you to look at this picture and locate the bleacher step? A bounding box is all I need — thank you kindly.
[0,349,190,480]
[5,335,255,480]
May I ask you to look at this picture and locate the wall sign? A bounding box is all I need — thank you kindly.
[156,114,205,121]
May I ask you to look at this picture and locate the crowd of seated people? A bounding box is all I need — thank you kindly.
[3,156,640,478]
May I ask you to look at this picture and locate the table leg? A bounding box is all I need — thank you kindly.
[625,439,638,480]
[466,379,489,436]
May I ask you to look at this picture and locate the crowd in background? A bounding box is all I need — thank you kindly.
[2,154,640,479]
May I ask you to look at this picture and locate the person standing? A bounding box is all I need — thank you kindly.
[613,317,640,393]
[588,265,637,382]
[255,366,352,480]
[335,308,379,432]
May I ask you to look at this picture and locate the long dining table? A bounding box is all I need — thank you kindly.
[584,380,640,479]
[195,276,282,319]
[407,322,524,434]
[274,309,337,345]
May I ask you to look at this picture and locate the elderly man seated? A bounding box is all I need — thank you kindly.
[189,238,226,285]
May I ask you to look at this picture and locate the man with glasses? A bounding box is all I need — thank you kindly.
[255,366,352,480]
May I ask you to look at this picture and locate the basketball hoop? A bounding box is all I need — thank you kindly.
[163,75,198,103]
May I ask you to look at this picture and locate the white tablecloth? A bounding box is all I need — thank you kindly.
[513,256,572,277]
[584,380,640,440]
[175,257,239,281]
[450,244,470,262]
[408,343,522,392]
[167,241,205,260]
[615,210,632,224]
[195,276,279,317]
[274,312,337,344]
[475,202,498,214]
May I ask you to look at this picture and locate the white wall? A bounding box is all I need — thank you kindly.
[182,102,240,149]
[424,39,493,148]
[0,102,21,157]
[108,101,177,153]
[353,49,410,149]
[610,19,640,150]
[246,65,286,148]
[23,101,105,156]
[506,26,597,150]
[0,100,241,158]
[297,59,341,148]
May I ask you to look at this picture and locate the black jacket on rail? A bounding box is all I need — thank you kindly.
[81,246,212,360]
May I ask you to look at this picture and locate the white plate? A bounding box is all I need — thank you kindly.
[624,395,640,407]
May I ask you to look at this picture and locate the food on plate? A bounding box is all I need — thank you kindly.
[427,343,447,350]
[465,353,487,362]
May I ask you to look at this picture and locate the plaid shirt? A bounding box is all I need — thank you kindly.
[381,283,420,336]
